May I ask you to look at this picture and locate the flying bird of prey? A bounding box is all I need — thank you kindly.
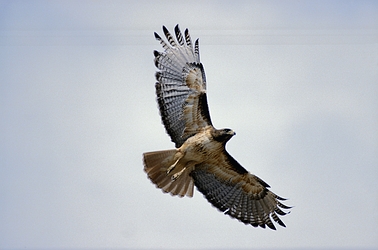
[143,25,291,230]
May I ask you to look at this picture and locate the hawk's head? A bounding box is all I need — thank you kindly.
[212,128,236,143]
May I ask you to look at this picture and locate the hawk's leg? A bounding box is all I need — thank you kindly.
[166,150,184,174]
[171,161,196,181]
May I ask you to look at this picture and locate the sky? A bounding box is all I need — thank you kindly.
[1,0,377,249]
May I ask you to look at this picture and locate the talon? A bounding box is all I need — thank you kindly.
[171,167,186,180]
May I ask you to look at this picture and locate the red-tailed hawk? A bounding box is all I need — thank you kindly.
[143,25,291,230]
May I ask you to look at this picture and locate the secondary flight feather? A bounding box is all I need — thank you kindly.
[143,25,291,230]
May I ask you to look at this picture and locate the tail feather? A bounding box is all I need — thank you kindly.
[143,149,194,197]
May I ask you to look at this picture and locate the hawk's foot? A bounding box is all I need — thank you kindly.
[171,167,187,181]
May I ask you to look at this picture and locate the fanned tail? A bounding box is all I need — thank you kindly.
[143,149,194,197]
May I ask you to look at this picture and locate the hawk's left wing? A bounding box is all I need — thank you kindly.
[154,25,212,148]
[191,152,291,230]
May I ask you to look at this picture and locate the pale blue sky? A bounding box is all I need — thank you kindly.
[1,0,377,249]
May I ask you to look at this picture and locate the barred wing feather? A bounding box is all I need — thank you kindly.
[191,153,291,230]
[154,25,212,148]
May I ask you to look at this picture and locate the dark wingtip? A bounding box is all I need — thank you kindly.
[162,25,169,35]
[278,202,292,210]
[250,222,258,228]
[275,207,287,216]
[154,32,160,40]
[276,194,288,201]
[267,223,277,230]
[277,219,287,228]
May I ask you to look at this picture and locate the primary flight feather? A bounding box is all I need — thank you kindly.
[143,25,291,230]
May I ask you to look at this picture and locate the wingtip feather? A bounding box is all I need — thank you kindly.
[154,32,161,40]
[174,24,180,32]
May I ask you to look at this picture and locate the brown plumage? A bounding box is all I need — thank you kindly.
[143,25,291,230]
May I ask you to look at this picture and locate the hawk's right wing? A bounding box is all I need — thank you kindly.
[191,151,291,230]
[154,25,213,148]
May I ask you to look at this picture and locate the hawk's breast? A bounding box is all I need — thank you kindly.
[179,127,220,164]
